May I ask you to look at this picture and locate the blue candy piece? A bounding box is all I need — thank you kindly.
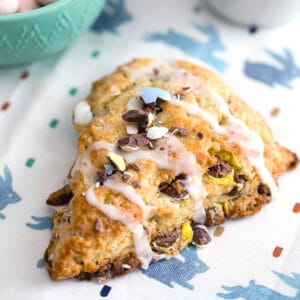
[139,87,171,104]
[104,164,116,176]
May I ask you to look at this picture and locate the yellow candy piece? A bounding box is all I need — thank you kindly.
[209,149,241,169]
[206,169,234,186]
[181,221,193,242]
[107,152,126,172]
[147,112,154,127]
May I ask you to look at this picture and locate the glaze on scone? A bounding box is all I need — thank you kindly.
[45,58,298,281]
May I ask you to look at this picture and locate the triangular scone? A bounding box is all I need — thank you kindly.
[45,59,298,281]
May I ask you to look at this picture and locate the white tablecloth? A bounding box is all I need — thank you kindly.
[1,1,300,299]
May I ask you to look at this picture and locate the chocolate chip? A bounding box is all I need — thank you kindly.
[191,224,211,246]
[226,186,241,198]
[171,173,186,185]
[197,132,204,139]
[117,134,150,152]
[159,180,188,199]
[153,229,179,248]
[121,172,132,182]
[77,272,93,281]
[97,170,108,184]
[227,173,246,198]
[204,206,225,226]
[153,68,159,76]
[159,182,175,196]
[143,102,163,114]
[132,181,141,188]
[182,86,190,91]
[234,173,246,184]
[170,126,189,136]
[46,186,73,206]
[257,183,271,196]
[78,257,141,282]
[127,163,140,171]
[173,93,184,100]
[287,152,299,170]
[207,157,232,178]
[123,109,148,122]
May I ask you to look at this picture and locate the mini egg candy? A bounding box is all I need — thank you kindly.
[18,0,39,12]
[38,0,56,5]
[146,126,169,140]
[139,87,172,104]
[0,0,19,14]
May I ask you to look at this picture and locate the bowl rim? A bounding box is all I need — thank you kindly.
[0,0,73,21]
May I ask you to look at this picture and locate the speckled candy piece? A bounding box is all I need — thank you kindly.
[0,0,19,14]
[18,0,39,12]
[139,87,171,104]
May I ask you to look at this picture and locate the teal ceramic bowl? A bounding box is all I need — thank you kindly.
[0,0,106,66]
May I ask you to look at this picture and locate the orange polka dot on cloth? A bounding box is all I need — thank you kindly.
[293,202,300,213]
[273,246,283,258]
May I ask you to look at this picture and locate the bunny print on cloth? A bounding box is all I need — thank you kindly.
[244,49,300,89]
[145,24,228,72]
[0,165,21,219]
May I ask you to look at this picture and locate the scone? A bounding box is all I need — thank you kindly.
[44,58,298,281]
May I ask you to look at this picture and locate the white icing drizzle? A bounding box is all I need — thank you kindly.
[205,88,277,194]
[124,147,173,169]
[170,97,220,129]
[156,136,207,223]
[71,141,116,185]
[74,134,207,224]
[86,187,153,269]
[104,177,153,219]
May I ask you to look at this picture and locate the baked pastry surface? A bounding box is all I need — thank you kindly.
[44,58,298,281]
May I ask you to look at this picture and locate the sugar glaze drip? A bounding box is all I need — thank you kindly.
[86,187,153,269]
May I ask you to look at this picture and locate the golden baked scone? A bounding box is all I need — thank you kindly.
[45,58,298,281]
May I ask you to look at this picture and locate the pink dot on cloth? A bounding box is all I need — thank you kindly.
[0,0,19,14]
[18,0,39,12]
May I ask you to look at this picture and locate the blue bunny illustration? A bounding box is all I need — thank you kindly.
[91,0,132,34]
[26,216,53,230]
[144,24,228,72]
[218,271,300,300]
[142,245,208,290]
[244,49,300,89]
[0,165,21,219]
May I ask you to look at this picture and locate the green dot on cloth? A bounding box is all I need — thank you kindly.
[26,158,36,168]
[69,87,78,96]
[49,118,59,128]
[91,50,100,58]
